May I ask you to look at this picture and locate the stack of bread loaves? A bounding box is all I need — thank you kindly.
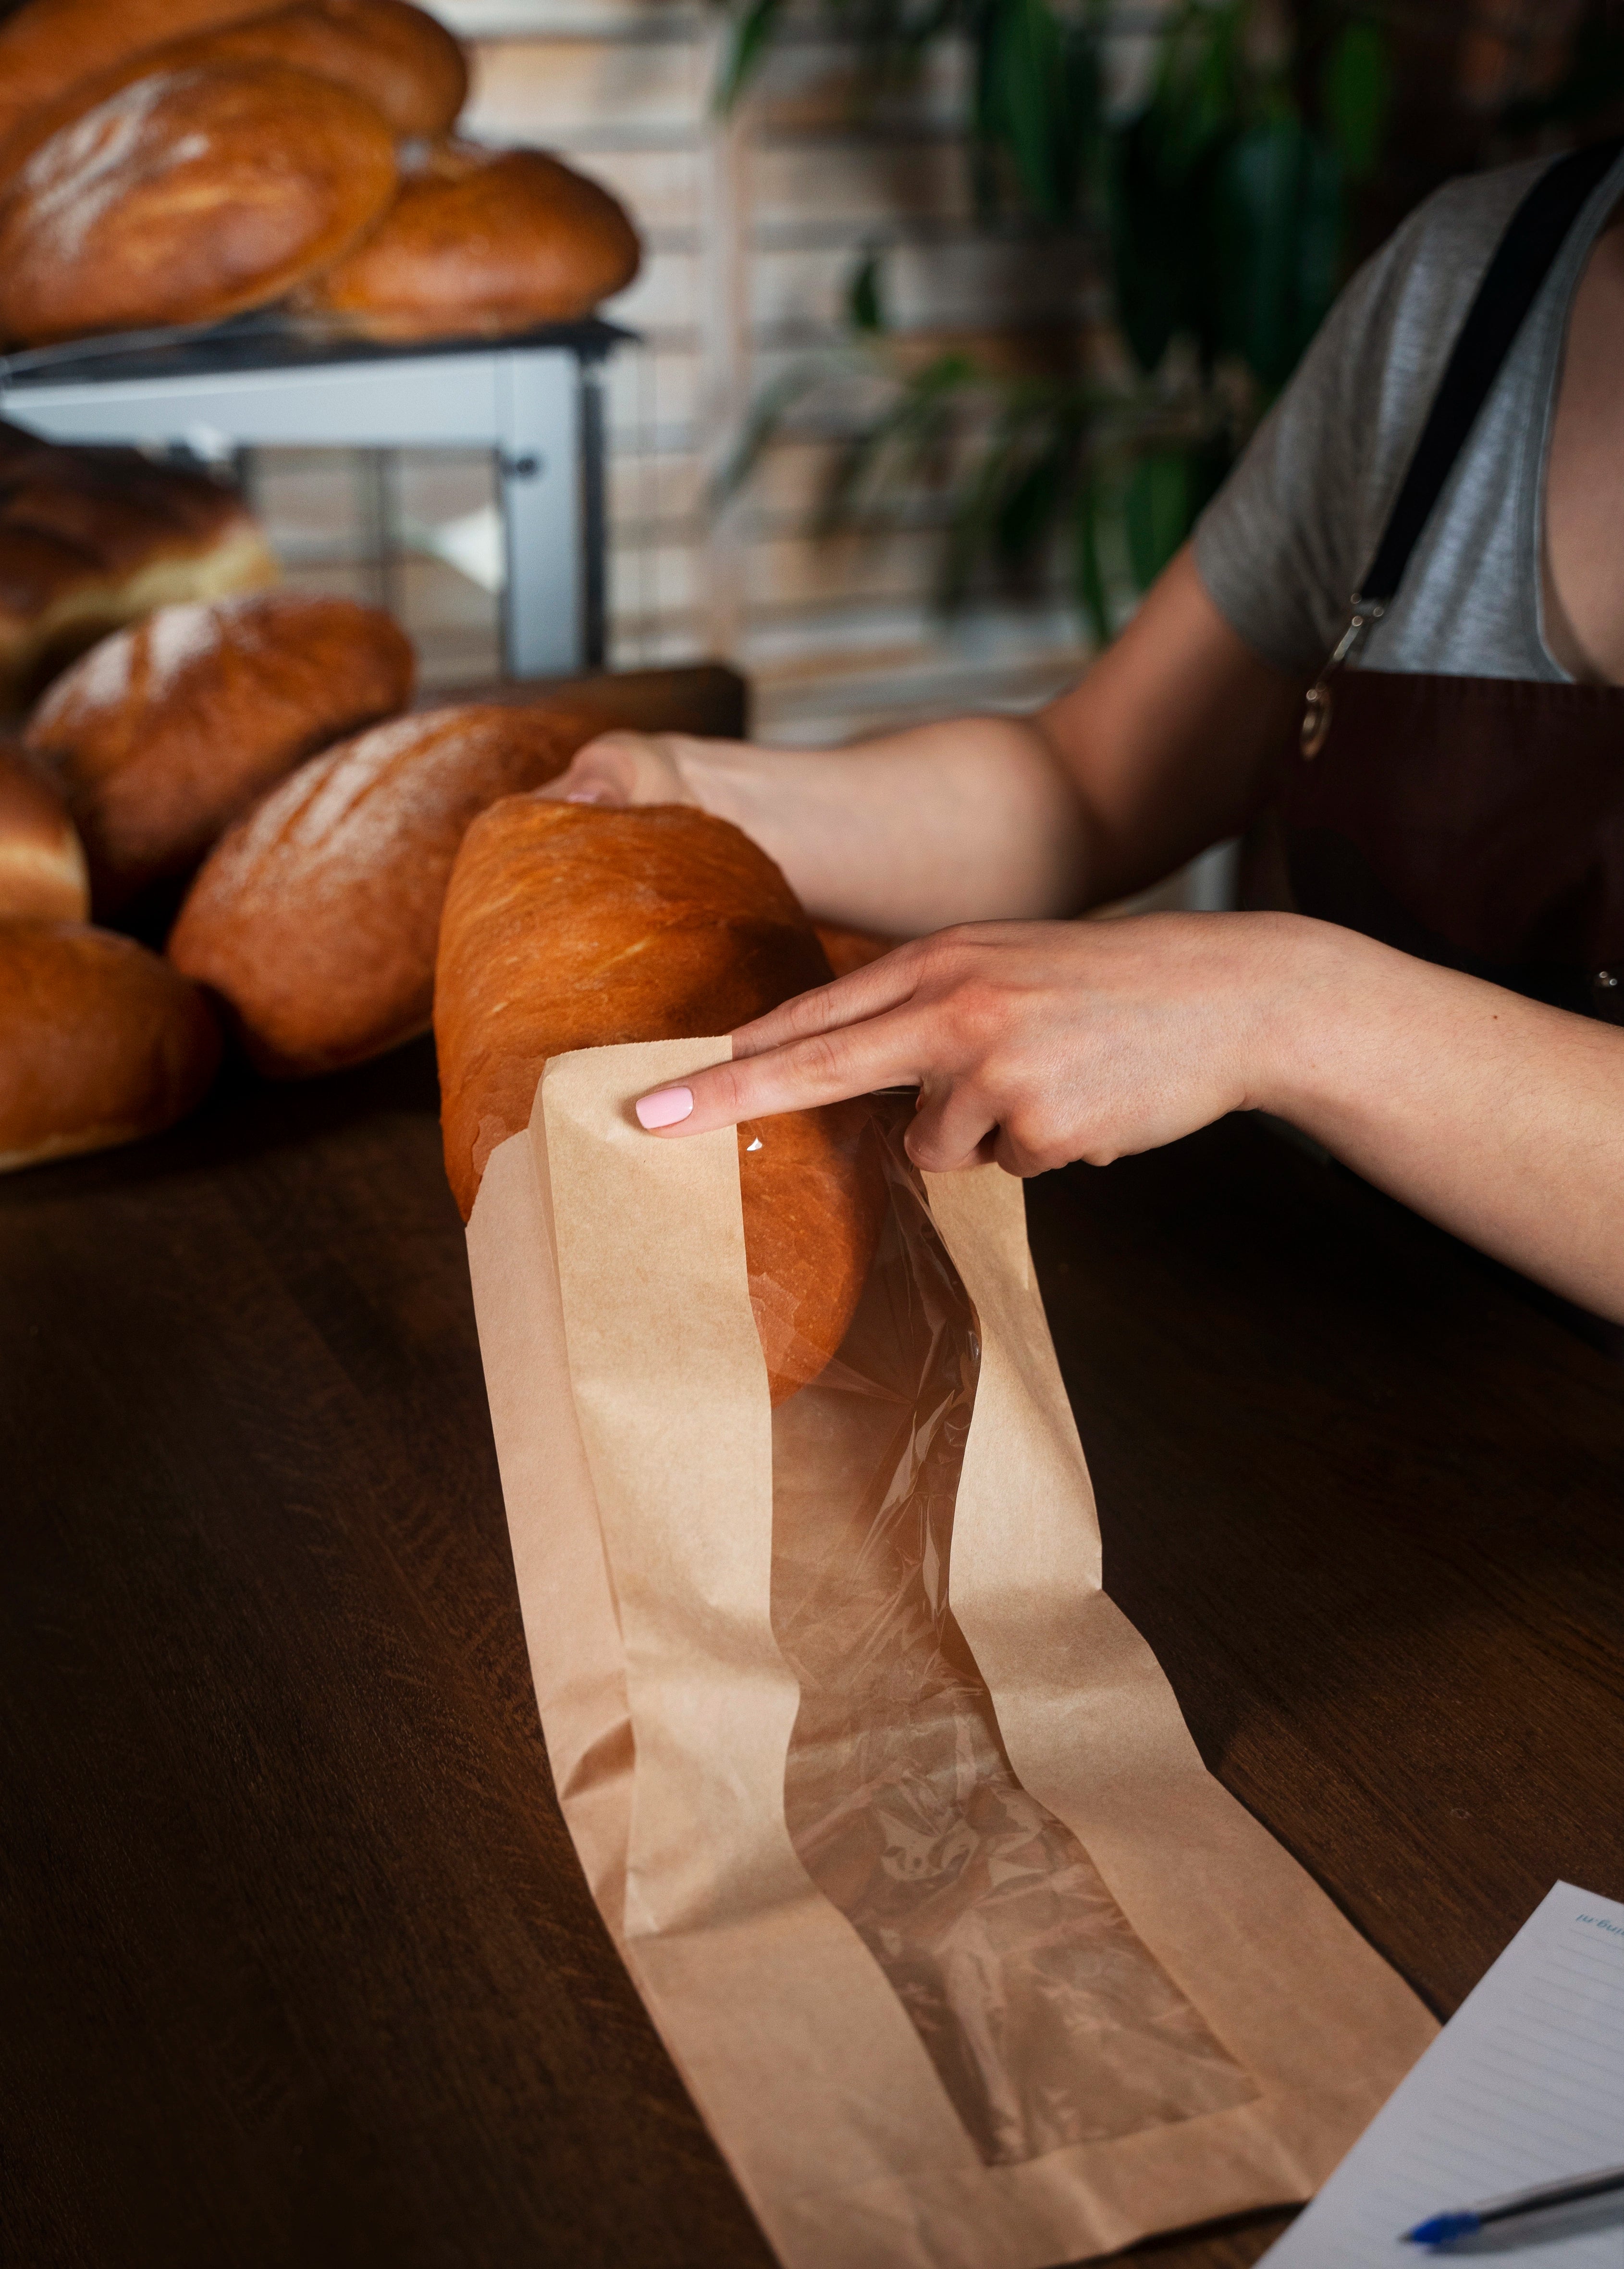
[0,742,222,1174]
[3,576,893,1417]
[0,586,422,1174]
[0,422,279,715]
[0,587,688,1173]
[0,0,640,346]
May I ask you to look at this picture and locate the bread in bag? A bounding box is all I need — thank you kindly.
[434,798,883,1403]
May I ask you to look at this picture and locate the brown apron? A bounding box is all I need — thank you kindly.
[1280,670,1624,1024]
[1278,135,1624,1024]
[1269,136,1624,1345]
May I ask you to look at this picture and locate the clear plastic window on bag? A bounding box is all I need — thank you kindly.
[766,1097,1258,2167]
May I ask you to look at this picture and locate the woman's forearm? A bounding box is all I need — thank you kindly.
[665,715,1092,934]
[1261,923,1624,1322]
[551,551,1303,929]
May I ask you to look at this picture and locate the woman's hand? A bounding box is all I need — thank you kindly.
[633,912,1321,1176]
[545,729,701,808]
[631,911,1624,1323]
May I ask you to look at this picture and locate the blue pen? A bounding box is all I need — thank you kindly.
[1405,2162,1624,2247]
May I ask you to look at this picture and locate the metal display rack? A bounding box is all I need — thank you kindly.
[0,312,631,677]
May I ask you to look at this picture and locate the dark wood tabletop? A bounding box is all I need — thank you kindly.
[4,1044,1621,2269]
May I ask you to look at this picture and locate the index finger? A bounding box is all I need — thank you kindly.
[633,1004,932,1135]
[729,939,928,1061]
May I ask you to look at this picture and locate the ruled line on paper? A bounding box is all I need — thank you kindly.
[1259,1882,1624,2264]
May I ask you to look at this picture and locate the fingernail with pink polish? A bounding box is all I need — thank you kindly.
[635,1086,693,1129]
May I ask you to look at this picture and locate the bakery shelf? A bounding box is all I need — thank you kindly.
[0,312,634,678]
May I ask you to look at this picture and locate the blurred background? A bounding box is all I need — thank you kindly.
[207,0,1624,740]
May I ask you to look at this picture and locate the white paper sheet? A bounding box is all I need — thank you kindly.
[1260,1881,1624,2263]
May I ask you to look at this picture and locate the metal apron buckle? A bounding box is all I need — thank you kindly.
[1301,596,1385,758]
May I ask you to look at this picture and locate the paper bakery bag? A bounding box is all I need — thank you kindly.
[465,1037,1435,2269]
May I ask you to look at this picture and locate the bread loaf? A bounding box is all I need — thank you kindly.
[434,798,885,1403]
[0,0,279,150]
[0,919,221,1172]
[0,428,277,712]
[0,63,397,346]
[170,702,597,1076]
[296,141,641,340]
[0,742,88,919]
[25,592,414,915]
[0,0,466,180]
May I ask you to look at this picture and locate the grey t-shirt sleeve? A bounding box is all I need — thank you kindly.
[1192,223,1419,677]
[1190,161,1543,679]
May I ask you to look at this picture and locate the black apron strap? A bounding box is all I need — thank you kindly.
[1361,134,1624,607]
[1300,134,1623,756]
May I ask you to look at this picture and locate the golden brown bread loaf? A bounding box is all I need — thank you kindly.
[0,63,398,346]
[0,919,221,1172]
[0,0,280,149]
[296,141,641,339]
[434,798,885,1404]
[169,702,597,1076]
[0,427,277,713]
[25,592,414,916]
[0,742,88,919]
[0,0,466,179]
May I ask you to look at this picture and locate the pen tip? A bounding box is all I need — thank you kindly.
[1404,2214,1479,2245]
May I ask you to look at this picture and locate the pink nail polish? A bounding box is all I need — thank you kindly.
[635,1086,693,1129]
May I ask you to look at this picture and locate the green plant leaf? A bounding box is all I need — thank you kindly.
[1107,119,1187,377]
[1217,112,1344,390]
[712,356,850,509]
[969,0,1101,224]
[847,247,886,334]
[1107,1,1245,376]
[817,349,979,533]
[1320,19,1390,184]
[1124,448,1192,592]
[715,0,787,112]
[995,431,1077,565]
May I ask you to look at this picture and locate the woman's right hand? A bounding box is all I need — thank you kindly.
[544,729,702,809]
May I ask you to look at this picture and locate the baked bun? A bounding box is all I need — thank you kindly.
[0,919,221,1172]
[25,592,414,915]
[0,430,277,713]
[296,141,641,340]
[0,742,88,919]
[0,0,279,151]
[0,62,397,346]
[434,798,884,1404]
[0,0,466,180]
[170,702,596,1076]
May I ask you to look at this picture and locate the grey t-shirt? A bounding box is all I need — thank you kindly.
[1193,146,1624,683]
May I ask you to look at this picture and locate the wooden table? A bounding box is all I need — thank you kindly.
[4,1048,1621,2269]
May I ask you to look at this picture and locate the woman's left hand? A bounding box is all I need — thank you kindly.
[634,912,1330,1175]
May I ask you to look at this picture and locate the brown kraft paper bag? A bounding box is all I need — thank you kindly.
[465,1037,1436,2268]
